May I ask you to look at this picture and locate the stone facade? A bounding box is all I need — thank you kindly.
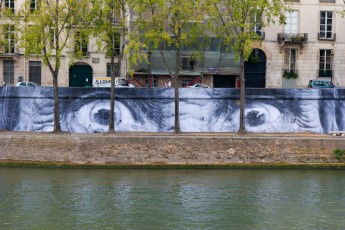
[262,0,345,88]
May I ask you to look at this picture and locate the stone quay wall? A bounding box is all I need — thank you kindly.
[1,132,345,167]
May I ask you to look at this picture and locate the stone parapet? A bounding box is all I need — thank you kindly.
[1,132,345,167]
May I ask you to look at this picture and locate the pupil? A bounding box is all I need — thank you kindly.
[246,110,266,126]
[93,109,110,125]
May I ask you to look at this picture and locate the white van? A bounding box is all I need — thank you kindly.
[92,77,135,88]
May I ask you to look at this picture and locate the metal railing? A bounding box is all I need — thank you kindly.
[278,33,308,43]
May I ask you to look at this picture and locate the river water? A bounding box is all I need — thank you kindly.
[0,167,344,229]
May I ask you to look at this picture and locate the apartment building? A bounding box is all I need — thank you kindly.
[132,0,345,89]
[258,0,345,88]
[0,0,126,87]
[1,0,344,88]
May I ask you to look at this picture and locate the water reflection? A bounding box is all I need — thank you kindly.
[0,168,345,229]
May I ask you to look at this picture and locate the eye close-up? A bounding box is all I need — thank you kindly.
[244,103,282,130]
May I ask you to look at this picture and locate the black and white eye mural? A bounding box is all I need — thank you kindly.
[180,88,345,133]
[1,86,344,134]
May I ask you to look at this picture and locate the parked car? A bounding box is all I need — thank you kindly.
[15,81,40,87]
[308,80,335,89]
[188,83,210,88]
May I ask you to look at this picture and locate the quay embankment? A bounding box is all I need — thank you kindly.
[1,131,345,168]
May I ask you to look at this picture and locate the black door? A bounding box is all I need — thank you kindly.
[69,64,93,87]
[244,49,266,88]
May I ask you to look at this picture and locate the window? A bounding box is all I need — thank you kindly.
[108,4,119,24]
[74,31,88,56]
[3,60,14,84]
[30,0,40,12]
[145,76,158,87]
[181,57,196,71]
[29,61,41,85]
[106,33,120,56]
[250,13,262,37]
[3,25,15,54]
[285,11,298,34]
[319,49,333,77]
[284,49,297,73]
[5,0,15,13]
[107,63,120,77]
[319,11,333,39]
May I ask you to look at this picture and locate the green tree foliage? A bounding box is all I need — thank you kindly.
[88,0,136,132]
[16,0,90,133]
[132,0,206,133]
[206,0,287,134]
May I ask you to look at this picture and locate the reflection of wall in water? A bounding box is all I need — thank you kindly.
[0,87,344,134]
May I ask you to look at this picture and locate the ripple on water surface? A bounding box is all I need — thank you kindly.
[0,168,345,229]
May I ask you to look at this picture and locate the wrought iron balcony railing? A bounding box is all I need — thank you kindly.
[278,33,308,44]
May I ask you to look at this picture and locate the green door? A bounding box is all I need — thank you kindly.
[69,64,93,87]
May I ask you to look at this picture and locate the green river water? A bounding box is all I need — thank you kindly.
[0,167,344,229]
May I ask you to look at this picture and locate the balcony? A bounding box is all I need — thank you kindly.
[318,69,332,78]
[283,69,299,79]
[318,33,336,41]
[278,33,308,44]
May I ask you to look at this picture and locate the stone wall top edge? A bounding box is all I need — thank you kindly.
[2,87,345,100]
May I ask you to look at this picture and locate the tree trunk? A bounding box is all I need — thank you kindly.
[174,48,181,134]
[239,50,246,134]
[148,50,152,87]
[52,72,61,133]
[109,50,116,133]
[174,78,181,134]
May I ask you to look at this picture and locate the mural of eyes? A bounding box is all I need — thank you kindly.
[244,103,282,129]
[206,102,285,132]
[232,101,321,133]
[5,87,332,134]
[63,100,112,132]
[62,99,161,133]
[180,98,321,133]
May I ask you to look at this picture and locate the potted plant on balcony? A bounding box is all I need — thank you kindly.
[283,70,298,79]
[291,34,305,43]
